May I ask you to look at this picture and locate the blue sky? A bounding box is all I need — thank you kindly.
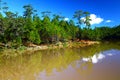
[2,0,120,27]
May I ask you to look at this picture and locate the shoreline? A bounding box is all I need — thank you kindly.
[0,40,100,57]
[24,40,100,51]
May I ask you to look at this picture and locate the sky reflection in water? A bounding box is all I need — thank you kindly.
[35,49,120,80]
[82,49,120,64]
[0,43,120,80]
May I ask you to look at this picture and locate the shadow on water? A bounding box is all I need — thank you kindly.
[0,42,120,80]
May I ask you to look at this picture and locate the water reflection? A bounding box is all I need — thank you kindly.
[82,53,105,64]
[0,43,120,80]
[82,49,120,64]
[35,49,120,80]
[35,63,93,80]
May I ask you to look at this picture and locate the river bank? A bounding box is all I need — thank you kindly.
[0,40,100,57]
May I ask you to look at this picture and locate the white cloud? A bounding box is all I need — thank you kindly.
[82,53,105,64]
[89,14,104,25]
[64,18,69,21]
[105,20,112,23]
[81,14,104,25]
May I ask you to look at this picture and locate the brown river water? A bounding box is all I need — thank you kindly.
[0,42,120,80]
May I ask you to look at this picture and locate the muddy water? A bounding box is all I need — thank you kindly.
[0,42,120,80]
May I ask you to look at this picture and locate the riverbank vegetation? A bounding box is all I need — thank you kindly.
[0,1,120,50]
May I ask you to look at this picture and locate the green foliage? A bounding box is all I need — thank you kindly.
[0,3,120,49]
[29,30,41,44]
[80,26,120,41]
[73,10,91,29]
[23,4,34,18]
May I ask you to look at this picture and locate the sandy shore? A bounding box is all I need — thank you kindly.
[25,40,100,51]
[0,40,100,57]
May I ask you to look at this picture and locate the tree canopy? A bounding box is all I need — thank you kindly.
[0,3,120,48]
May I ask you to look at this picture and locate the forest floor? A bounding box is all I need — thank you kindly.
[0,40,100,57]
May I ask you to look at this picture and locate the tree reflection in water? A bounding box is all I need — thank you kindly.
[0,42,120,80]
